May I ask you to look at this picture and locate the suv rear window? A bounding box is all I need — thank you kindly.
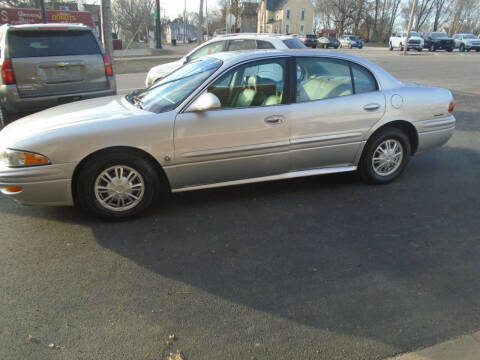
[282,38,307,49]
[8,30,100,58]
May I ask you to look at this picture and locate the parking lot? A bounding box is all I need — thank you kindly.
[1,48,479,359]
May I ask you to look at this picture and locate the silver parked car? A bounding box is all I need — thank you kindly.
[0,50,455,219]
[145,34,306,87]
[0,23,117,128]
[453,33,480,52]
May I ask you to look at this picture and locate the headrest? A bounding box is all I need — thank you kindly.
[247,75,257,90]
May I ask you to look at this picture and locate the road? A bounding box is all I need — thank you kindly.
[1,49,480,360]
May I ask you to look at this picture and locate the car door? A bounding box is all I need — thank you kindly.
[171,57,291,189]
[288,56,385,171]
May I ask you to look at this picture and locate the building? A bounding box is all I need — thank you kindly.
[165,18,197,44]
[257,0,314,35]
[239,2,258,33]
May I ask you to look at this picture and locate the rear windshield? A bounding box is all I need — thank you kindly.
[8,30,100,58]
[282,38,307,49]
[432,32,448,38]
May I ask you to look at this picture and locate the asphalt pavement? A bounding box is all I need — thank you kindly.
[1,48,480,360]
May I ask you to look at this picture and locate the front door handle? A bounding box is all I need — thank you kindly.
[363,103,381,111]
[264,115,285,125]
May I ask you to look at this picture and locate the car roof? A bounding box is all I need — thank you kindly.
[213,33,296,41]
[1,23,91,31]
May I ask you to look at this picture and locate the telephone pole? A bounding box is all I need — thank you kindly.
[100,0,113,57]
[403,0,417,56]
[155,0,162,48]
[40,0,47,23]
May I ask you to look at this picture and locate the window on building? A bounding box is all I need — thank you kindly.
[301,8,305,20]
[286,8,291,19]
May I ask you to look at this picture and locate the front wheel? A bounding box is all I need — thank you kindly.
[459,44,465,52]
[447,48,453,52]
[389,42,393,51]
[429,44,436,52]
[477,49,480,52]
[76,151,160,219]
[359,127,411,184]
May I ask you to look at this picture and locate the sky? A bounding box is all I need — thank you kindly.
[161,0,220,20]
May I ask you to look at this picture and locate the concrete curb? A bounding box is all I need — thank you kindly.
[386,331,480,360]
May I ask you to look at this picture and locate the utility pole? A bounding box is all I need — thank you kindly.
[403,0,417,56]
[40,0,47,23]
[225,0,229,33]
[205,0,209,39]
[184,0,187,43]
[155,0,162,48]
[100,0,113,57]
[197,0,204,44]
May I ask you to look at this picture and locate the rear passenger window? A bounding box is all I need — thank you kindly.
[8,30,100,58]
[257,40,275,49]
[228,39,256,51]
[296,57,353,102]
[351,63,377,94]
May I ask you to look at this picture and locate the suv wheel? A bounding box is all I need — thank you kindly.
[389,42,393,51]
[348,43,352,49]
[0,105,9,129]
[429,43,436,52]
[400,43,403,51]
[459,44,465,52]
[76,151,160,219]
[359,127,411,184]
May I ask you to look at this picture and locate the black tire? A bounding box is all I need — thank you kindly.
[312,44,317,49]
[335,45,339,49]
[400,43,403,51]
[477,49,480,52]
[0,105,9,130]
[359,46,363,49]
[459,44,465,52]
[447,47,453,52]
[359,127,411,184]
[429,43,436,52]
[76,150,160,219]
[417,48,422,51]
[389,42,393,51]
[348,43,352,49]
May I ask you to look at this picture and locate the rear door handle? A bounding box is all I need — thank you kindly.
[363,103,381,111]
[264,115,285,125]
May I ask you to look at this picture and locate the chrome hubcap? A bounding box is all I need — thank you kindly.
[372,139,404,176]
[94,165,145,212]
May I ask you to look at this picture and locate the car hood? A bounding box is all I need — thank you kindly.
[0,95,144,148]
[433,36,453,40]
[407,36,423,40]
[148,59,184,78]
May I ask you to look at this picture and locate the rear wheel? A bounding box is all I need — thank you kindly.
[359,127,411,184]
[447,47,453,52]
[400,43,404,51]
[348,43,352,49]
[76,151,160,219]
[0,105,9,130]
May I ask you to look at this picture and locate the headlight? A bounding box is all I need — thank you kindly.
[0,149,50,167]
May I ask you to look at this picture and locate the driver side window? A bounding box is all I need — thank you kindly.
[189,41,226,62]
[208,59,286,108]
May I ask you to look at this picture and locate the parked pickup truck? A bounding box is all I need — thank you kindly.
[389,31,424,51]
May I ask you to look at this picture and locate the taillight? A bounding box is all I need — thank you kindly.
[1,60,16,85]
[448,99,455,113]
[103,54,113,77]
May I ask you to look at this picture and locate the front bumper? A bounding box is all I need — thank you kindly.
[0,77,116,115]
[0,162,77,206]
[465,44,480,50]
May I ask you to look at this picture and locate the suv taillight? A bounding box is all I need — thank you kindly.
[103,54,113,77]
[448,99,455,113]
[1,60,16,85]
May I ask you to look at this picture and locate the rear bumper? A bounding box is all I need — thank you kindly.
[416,115,455,153]
[0,162,76,206]
[0,77,116,114]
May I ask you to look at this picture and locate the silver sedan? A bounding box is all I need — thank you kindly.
[0,50,455,219]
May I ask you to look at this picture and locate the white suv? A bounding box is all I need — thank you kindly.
[453,34,480,52]
[389,31,424,51]
[145,34,306,87]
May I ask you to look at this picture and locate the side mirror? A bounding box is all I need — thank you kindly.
[183,56,189,64]
[186,92,221,112]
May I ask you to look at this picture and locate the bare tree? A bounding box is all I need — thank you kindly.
[112,0,154,42]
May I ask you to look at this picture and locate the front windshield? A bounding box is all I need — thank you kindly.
[464,35,477,39]
[128,57,222,113]
[349,36,358,40]
[405,31,419,37]
[432,32,447,38]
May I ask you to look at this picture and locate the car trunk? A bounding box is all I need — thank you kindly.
[8,29,109,98]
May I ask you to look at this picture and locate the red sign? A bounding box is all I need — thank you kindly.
[0,8,95,29]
